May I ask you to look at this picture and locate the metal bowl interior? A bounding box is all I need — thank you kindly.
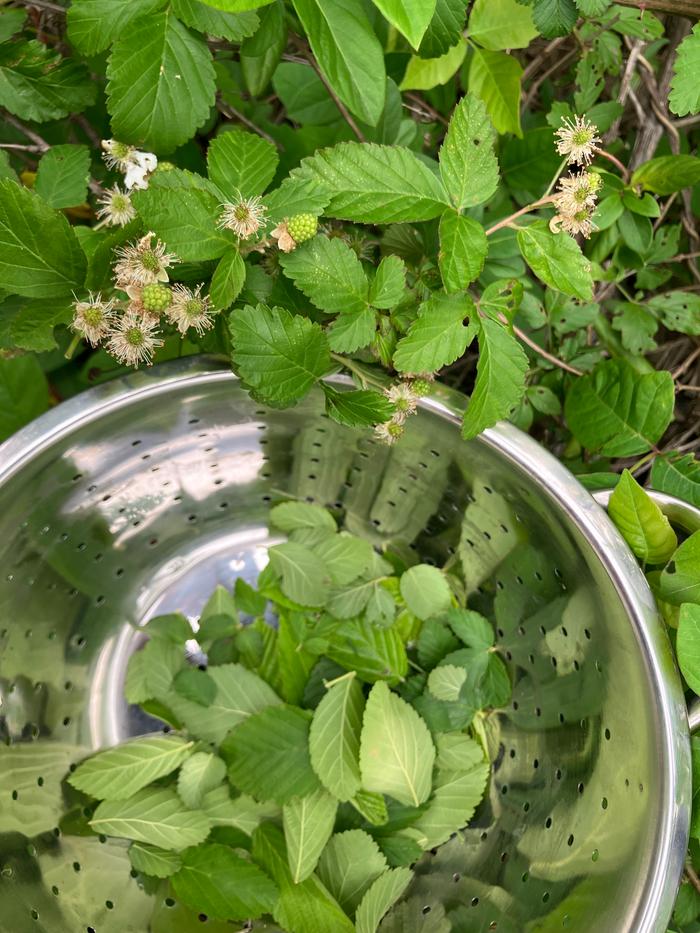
[0,357,689,933]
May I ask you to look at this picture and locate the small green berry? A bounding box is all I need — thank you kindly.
[155,161,176,173]
[287,213,318,244]
[141,282,172,314]
[411,379,432,396]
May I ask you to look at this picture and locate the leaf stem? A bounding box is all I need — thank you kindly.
[594,148,630,182]
[64,333,81,360]
[485,197,555,237]
[542,156,569,198]
[330,352,386,390]
[628,451,656,475]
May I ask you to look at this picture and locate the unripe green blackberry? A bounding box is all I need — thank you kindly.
[287,213,318,244]
[155,161,176,173]
[141,282,172,314]
[411,379,432,396]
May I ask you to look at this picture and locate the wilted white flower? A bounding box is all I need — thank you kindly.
[166,284,215,335]
[218,196,267,239]
[554,115,601,166]
[71,293,117,346]
[106,310,163,367]
[114,233,178,286]
[101,139,137,172]
[96,185,136,227]
[124,150,158,191]
[384,383,419,422]
[374,420,404,446]
[553,171,600,216]
[271,220,296,253]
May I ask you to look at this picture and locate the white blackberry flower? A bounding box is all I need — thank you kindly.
[166,284,215,336]
[105,310,163,368]
[71,293,118,346]
[114,233,178,286]
[218,196,268,239]
[554,115,601,166]
[96,185,136,227]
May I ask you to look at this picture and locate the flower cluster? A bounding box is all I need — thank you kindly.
[97,139,159,229]
[70,233,216,368]
[550,115,602,239]
[374,380,428,445]
[550,169,601,239]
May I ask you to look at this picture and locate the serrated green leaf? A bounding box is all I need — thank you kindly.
[230,303,331,406]
[106,11,216,153]
[296,142,450,223]
[253,822,356,933]
[270,501,337,534]
[468,0,538,49]
[317,829,388,914]
[326,619,408,684]
[400,39,467,91]
[468,48,523,137]
[210,249,245,311]
[419,0,467,58]
[292,0,386,125]
[35,145,90,210]
[133,170,232,261]
[173,668,217,706]
[317,533,374,586]
[416,619,459,669]
[280,236,369,315]
[408,762,489,849]
[69,735,193,801]
[167,662,282,744]
[351,789,389,826]
[67,0,164,56]
[90,788,210,851]
[172,842,278,920]
[355,867,413,933]
[527,384,562,415]
[208,128,279,200]
[393,293,475,375]
[171,0,259,40]
[323,385,394,427]
[268,541,332,607]
[143,612,193,643]
[677,604,700,694]
[462,316,529,440]
[438,210,488,291]
[202,785,281,833]
[309,673,364,801]
[283,789,338,883]
[651,454,700,508]
[224,704,320,804]
[177,752,226,809]
[445,607,494,650]
[659,532,700,607]
[564,359,674,457]
[0,180,86,298]
[439,93,499,209]
[517,220,593,298]
[360,682,435,807]
[369,256,406,309]
[532,0,578,38]
[0,39,95,122]
[128,841,182,878]
[435,733,485,772]
[124,638,183,704]
[669,23,700,117]
[648,292,700,335]
[400,564,452,621]
[608,470,677,564]
[328,308,377,354]
[7,297,72,352]
[427,664,467,701]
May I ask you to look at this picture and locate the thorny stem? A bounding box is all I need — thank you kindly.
[216,98,277,147]
[594,147,630,181]
[304,51,367,142]
[503,316,584,377]
[484,197,555,237]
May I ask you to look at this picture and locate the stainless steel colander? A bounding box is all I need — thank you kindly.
[0,356,695,933]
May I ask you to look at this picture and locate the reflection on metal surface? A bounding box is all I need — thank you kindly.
[0,357,691,933]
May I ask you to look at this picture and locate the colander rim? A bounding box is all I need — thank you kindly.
[0,354,689,933]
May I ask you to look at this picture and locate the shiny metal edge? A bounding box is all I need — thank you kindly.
[0,355,690,933]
